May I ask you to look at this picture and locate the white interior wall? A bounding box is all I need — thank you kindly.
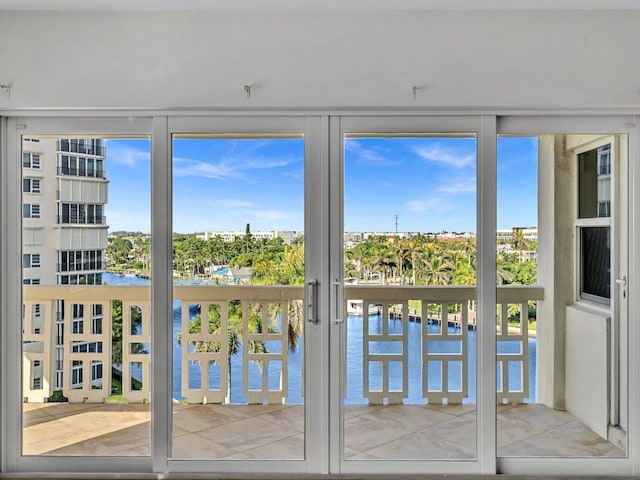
[1,9,640,111]
[566,304,611,439]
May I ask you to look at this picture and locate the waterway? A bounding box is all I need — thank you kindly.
[104,273,536,404]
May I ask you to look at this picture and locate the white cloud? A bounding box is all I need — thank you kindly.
[172,157,237,179]
[437,179,476,194]
[406,176,473,218]
[204,200,295,227]
[172,155,297,180]
[405,197,454,214]
[345,139,395,165]
[210,199,254,208]
[405,200,428,213]
[105,142,150,168]
[412,145,475,168]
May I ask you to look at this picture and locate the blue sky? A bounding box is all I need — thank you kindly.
[103,138,152,232]
[104,135,537,233]
[345,136,477,233]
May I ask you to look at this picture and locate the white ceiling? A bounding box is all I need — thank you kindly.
[1,0,640,10]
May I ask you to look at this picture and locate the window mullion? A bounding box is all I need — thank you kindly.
[2,117,24,472]
[151,116,171,472]
[477,115,497,474]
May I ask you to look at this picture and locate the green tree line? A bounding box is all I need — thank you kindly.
[106,230,536,288]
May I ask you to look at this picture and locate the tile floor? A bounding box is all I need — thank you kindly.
[22,402,625,459]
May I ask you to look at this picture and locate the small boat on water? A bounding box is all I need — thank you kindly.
[347,300,382,316]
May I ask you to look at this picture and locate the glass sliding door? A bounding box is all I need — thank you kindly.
[21,134,152,456]
[5,117,153,474]
[170,134,305,460]
[166,117,324,474]
[496,118,633,476]
[332,117,487,476]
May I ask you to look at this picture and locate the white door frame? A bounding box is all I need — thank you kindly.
[161,115,327,475]
[496,115,636,476]
[1,113,638,477]
[2,116,154,474]
[328,115,497,476]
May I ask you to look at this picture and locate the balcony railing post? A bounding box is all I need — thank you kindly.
[422,299,469,404]
[363,300,409,404]
[180,299,230,404]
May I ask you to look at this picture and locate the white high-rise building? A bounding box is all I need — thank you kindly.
[22,137,109,395]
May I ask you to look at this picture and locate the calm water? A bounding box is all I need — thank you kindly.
[104,273,536,404]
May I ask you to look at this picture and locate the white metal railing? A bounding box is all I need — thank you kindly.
[495,285,544,404]
[22,284,542,405]
[23,286,151,403]
[345,284,544,404]
[174,285,302,404]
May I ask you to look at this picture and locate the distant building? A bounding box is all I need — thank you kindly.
[22,137,108,399]
[344,231,476,244]
[497,227,538,243]
[196,230,301,245]
[344,229,538,247]
[226,267,252,285]
[362,231,413,240]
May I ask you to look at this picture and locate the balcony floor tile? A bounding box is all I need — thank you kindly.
[22,402,625,460]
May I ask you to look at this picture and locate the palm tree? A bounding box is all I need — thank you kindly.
[344,248,360,281]
[250,243,305,351]
[243,223,253,254]
[463,236,476,270]
[419,255,453,286]
[387,237,412,285]
[406,234,426,285]
[448,249,464,273]
[496,252,517,285]
[370,256,397,285]
[511,228,530,253]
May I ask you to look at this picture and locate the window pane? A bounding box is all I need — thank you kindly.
[22,136,151,457]
[171,135,305,460]
[579,144,611,219]
[343,134,477,461]
[581,226,610,301]
[497,133,626,459]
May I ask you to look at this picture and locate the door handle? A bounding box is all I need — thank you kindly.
[307,279,318,323]
[616,276,627,286]
[333,280,344,324]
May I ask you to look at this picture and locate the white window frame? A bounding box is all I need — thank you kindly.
[22,152,41,169]
[573,136,617,306]
[22,253,40,269]
[70,361,83,389]
[22,178,41,194]
[71,319,83,335]
[22,203,40,219]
